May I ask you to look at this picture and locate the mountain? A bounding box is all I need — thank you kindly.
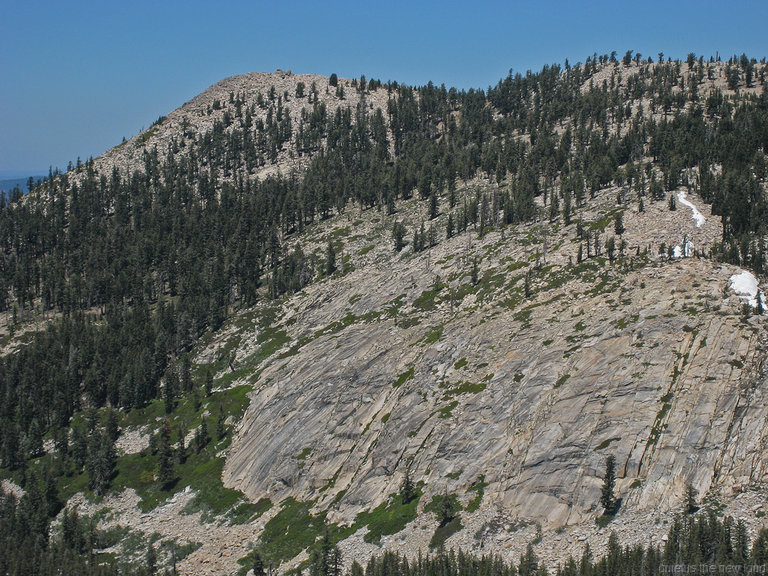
[1,54,768,575]
[0,175,45,196]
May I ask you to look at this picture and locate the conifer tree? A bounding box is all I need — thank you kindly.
[326,240,337,275]
[601,454,617,515]
[157,418,175,489]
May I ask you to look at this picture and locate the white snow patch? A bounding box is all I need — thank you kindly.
[677,191,706,227]
[729,270,766,309]
[672,239,694,258]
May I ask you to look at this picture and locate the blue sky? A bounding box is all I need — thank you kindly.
[2,0,767,177]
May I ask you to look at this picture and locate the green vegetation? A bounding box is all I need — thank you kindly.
[438,400,459,419]
[555,374,570,388]
[465,476,487,513]
[442,380,486,397]
[600,454,617,516]
[294,447,312,461]
[4,51,768,572]
[414,288,440,311]
[392,365,415,388]
[315,511,768,576]
[595,437,621,450]
[422,324,444,345]
[425,492,463,549]
[617,314,639,329]
[111,385,254,517]
[258,498,353,566]
[355,487,423,544]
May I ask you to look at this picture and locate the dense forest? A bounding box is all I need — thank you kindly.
[1,51,768,572]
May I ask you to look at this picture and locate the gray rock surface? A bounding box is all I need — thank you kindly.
[205,182,768,567]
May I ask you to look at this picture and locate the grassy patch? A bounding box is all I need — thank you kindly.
[595,437,621,450]
[414,289,440,311]
[555,374,571,388]
[313,311,379,341]
[421,325,444,345]
[110,385,253,516]
[617,314,639,329]
[430,516,462,549]
[294,447,312,460]
[384,295,406,319]
[356,488,422,544]
[443,380,486,397]
[241,324,291,371]
[596,514,614,528]
[465,476,487,513]
[258,497,355,566]
[453,357,468,369]
[513,308,533,325]
[393,365,415,388]
[136,126,158,145]
[438,400,459,419]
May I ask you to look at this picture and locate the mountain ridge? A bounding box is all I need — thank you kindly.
[2,54,768,575]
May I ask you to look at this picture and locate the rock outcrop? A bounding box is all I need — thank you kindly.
[207,182,768,566]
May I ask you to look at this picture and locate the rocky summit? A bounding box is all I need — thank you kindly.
[2,55,768,575]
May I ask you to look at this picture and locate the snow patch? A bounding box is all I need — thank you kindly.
[672,239,694,258]
[677,191,706,227]
[729,270,766,309]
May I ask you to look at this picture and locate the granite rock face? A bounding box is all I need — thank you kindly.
[217,183,767,549]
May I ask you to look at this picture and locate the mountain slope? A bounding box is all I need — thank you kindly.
[212,180,767,568]
[2,54,768,574]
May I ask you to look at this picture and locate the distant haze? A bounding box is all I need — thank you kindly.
[0,175,45,195]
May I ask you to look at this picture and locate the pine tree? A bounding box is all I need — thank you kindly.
[252,550,266,576]
[145,542,157,575]
[157,418,175,489]
[326,240,336,275]
[400,469,416,504]
[204,369,213,397]
[614,213,625,236]
[438,492,458,526]
[194,418,210,454]
[601,454,617,515]
[176,423,187,464]
[684,482,698,514]
[216,404,226,440]
[392,222,406,252]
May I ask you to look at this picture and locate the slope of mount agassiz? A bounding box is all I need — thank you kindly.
[2,52,768,575]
